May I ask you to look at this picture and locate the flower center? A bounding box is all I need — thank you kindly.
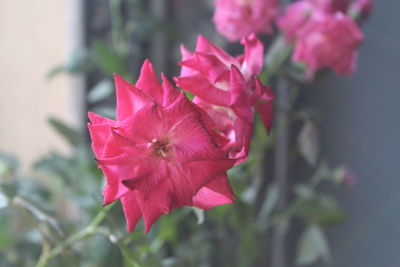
[150,139,171,158]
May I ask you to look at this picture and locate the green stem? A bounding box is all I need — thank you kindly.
[110,0,127,56]
[261,34,293,84]
[35,202,116,267]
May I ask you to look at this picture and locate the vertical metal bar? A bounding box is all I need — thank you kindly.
[271,77,290,267]
[67,0,86,130]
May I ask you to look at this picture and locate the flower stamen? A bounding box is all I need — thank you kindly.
[150,139,171,158]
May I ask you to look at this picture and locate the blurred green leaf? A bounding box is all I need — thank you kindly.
[296,225,330,266]
[298,121,319,167]
[48,117,84,147]
[118,243,142,267]
[257,185,279,226]
[12,196,63,236]
[92,40,127,77]
[0,153,18,183]
[294,184,315,200]
[47,50,94,79]
[262,34,293,83]
[88,79,114,104]
[92,106,116,120]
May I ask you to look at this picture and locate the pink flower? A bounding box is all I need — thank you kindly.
[278,0,351,41]
[277,1,315,41]
[213,0,279,42]
[292,12,364,78]
[88,60,236,233]
[175,34,274,161]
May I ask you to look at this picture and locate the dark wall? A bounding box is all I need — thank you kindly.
[311,1,400,266]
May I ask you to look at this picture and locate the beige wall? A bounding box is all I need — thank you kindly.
[0,0,80,172]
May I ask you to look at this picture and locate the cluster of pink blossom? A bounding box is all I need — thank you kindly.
[213,0,279,41]
[88,35,274,233]
[278,0,369,77]
[213,0,372,78]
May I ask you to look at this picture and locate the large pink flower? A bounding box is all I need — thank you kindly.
[213,0,279,42]
[88,60,236,233]
[278,0,351,41]
[292,12,364,78]
[175,34,274,161]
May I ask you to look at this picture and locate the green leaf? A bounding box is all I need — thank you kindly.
[48,117,84,147]
[296,225,330,266]
[92,41,126,77]
[297,121,319,166]
[88,79,114,104]
[46,66,67,80]
[262,34,293,83]
[257,185,279,226]
[184,91,194,101]
[12,196,63,235]
[294,184,315,200]
[46,50,94,79]
[118,243,142,267]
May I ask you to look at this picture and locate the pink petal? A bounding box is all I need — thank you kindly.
[96,154,138,204]
[229,65,254,124]
[136,59,163,104]
[162,93,229,163]
[161,73,180,107]
[230,117,253,161]
[136,179,173,233]
[195,35,237,67]
[114,74,153,121]
[181,53,230,84]
[175,74,230,107]
[120,190,143,232]
[241,33,264,77]
[179,158,235,195]
[179,45,196,77]
[88,112,114,125]
[255,101,274,134]
[115,104,164,144]
[192,174,235,209]
[88,123,113,158]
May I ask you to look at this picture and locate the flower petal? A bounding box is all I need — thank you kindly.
[161,73,180,107]
[230,65,254,124]
[192,173,235,209]
[114,74,153,121]
[136,59,163,104]
[162,93,229,163]
[120,191,142,232]
[195,35,237,67]
[179,44,196,77]
[175,74,230,107]
[240,33,264,78]
[136,179,173,233]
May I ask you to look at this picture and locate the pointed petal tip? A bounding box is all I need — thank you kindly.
[143,58,151,65]
[88,111,99,123]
